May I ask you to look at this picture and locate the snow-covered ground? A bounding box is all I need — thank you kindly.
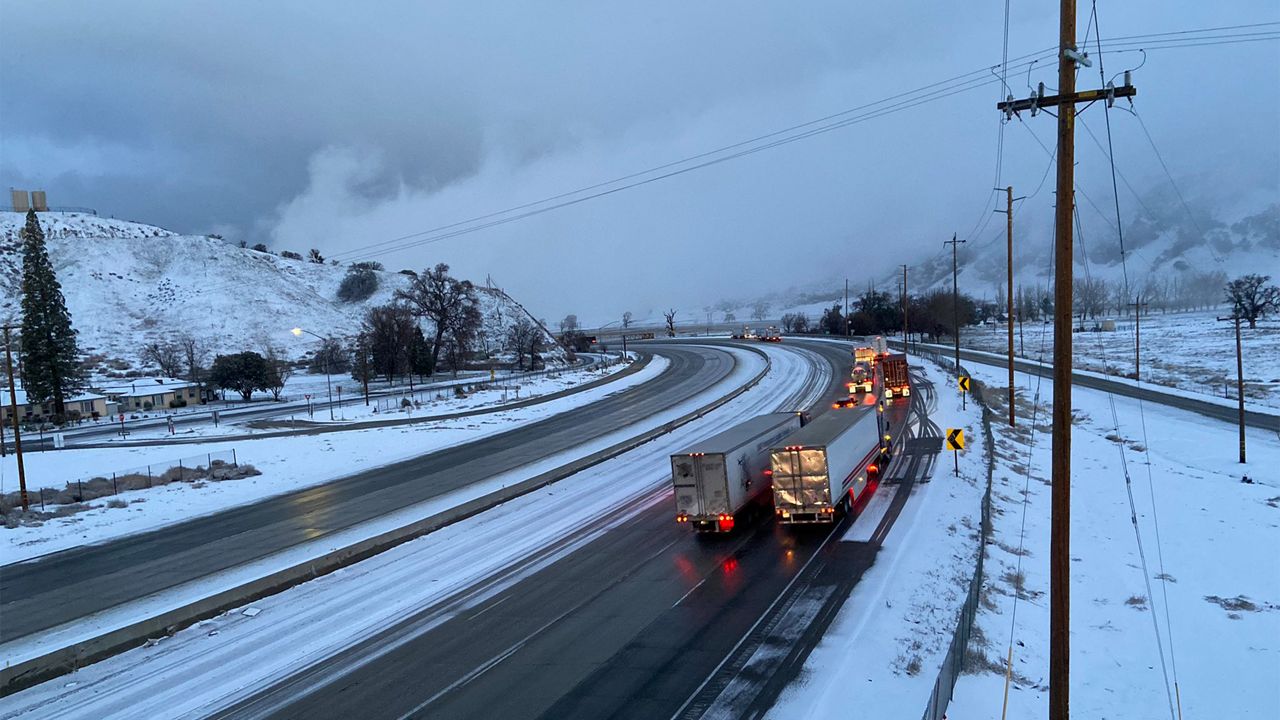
[767,357,989,719]
[92,360,623,442]
[946,361,1280,717]
[961,309,1280,408]
[0,343,831,719]
[0,357,655,563]
[0,211,565,367]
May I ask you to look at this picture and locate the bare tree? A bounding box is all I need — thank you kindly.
[445,302,483,376]
[308,248,325,264]
[1073,278,1109,321]
[176,333,210,388]
[141,341,184,379]
[559,314,579,334]
[363,303,417,382]
[663,309,677,337]
[505,317,542,370]
[751,300,771,322]
[1225,274,1280,328]
[262,345,293,401]
[397,263,479,376]
[622,311,633,329]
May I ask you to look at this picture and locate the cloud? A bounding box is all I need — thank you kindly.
[3,1,1277,321]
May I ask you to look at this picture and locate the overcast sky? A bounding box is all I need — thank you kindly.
[2,1,1276,323]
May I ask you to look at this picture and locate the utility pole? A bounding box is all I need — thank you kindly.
[943,233,965,374]
[1129,295,1149,380]
[3,325,28,510]
[994,186,1023,426]
[900,265,909,358]
[997,5,1138,717]
[844,278,850,338]
[1217,313,1247,463]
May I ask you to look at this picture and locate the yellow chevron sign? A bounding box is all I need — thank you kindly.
[946,428,965,451]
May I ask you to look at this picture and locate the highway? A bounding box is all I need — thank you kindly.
[203,340,936,720]
[0,345,733,646]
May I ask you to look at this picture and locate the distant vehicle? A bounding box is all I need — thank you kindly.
[881,353,910,399]
[732,325,757,340]
[770,409,889,524]
[871,335,888,357]
[849,361,873,393]
[852,346,876,365]
[672,412,806,533]
[760,326,782,342]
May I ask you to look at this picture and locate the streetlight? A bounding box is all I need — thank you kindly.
[291,327,335,421]
[595,319,628,361]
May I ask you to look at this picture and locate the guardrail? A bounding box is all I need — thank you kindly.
[0,345,770,694]
[917,348,996,720]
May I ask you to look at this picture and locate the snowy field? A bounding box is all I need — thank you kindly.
[961,309,1280,408]
[0,343,831,719]
[947,360,1280,718]
[0,357,656,563]
[768,357,988,719]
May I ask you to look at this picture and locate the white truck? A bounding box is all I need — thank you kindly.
[770,408,889,524]
[672,412,804,533]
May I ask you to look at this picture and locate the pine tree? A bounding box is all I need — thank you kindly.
[19,210,84,422]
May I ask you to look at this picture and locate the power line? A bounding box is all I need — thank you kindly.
[327,24,1279,261]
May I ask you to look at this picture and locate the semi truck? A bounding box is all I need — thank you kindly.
[871,336,889,357]
[881,353,910,399]
[849,361,873,393]
[770,409,889,524]
[852,346,876,365]
[672,412,805,532]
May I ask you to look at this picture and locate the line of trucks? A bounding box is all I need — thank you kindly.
[672,346,912,532]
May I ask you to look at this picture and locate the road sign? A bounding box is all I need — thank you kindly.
[946,428,965,451]
[958,376,970,392]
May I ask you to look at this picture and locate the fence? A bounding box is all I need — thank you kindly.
[916,348,997,720]
[1,449,242,516]
[284,353,621,412]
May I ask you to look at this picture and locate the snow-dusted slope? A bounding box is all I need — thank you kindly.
[0,212,562,367]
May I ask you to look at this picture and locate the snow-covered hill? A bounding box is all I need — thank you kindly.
[0,212,563,369]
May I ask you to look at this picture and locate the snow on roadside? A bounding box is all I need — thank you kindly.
[947,361,1280,718]
[0,344,823,719]
[0,358,661,563]
[768,357,987,719]
[93,361,624,441]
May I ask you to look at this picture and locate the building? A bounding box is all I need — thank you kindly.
[98,378,201,412]
[0,387,109,423]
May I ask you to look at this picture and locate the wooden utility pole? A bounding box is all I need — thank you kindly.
[1129,295,1149,380]
[844,278,850,338]
[943,233,965,374]
[901,264,909,358]
[3,325,28,511]
[1218,314,1247,463]
[998,7,1138,714]
[994,186,1023,426]
[1007,187,1015,426]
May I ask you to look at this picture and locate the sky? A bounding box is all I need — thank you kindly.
[2,1,1277,323]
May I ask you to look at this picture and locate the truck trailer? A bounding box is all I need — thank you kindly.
[672,412,805,532]
[770,409,889,524]
[881,353,910,399]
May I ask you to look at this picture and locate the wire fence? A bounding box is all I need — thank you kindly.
[284,354,624,416]
[1,449,245,517]
[916,349,997,720]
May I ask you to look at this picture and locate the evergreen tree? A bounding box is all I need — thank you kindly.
[19,210,83,422]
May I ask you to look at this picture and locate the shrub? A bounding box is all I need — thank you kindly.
[337,267,379,303]
[169,399,187,408]
[280,250,304,260]
[142,401,154,411]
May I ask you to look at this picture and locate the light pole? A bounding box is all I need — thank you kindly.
[291,328,335,421]
[595,320,627,362]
